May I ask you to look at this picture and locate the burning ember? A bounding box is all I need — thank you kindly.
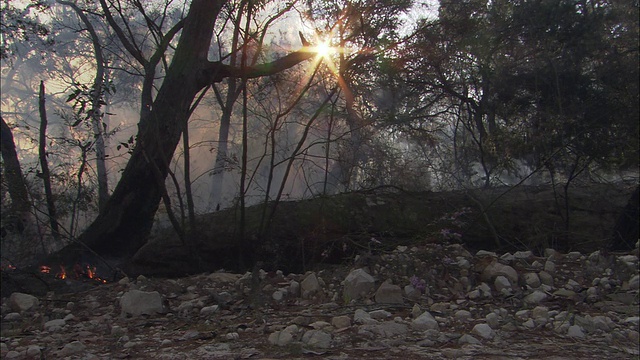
[39,263,107,283]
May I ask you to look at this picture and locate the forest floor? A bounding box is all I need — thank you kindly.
[2,240,639,359]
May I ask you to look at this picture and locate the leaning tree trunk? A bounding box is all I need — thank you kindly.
[46,0,316,270]
[0,116,30,216]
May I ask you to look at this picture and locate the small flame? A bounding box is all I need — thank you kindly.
[57,265,67,280]
[40,265,51,274]
[8,264,16,270]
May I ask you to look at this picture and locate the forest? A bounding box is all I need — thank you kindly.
[1,0,638,275]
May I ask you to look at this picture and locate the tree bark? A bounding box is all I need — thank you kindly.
[38,81,60,242]
[0,116,30,215]
[48,0,316,266]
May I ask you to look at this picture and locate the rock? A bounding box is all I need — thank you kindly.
[523,272,541,288]
[538,271,554,286]
[494,275,512,292]
[3,313,21,321]
[359,321,409,338]
[57,341,86,357]
[26,345,41,357]
[411,311,439,331]
[628,274,639,290]
[454,310,472,321]
[531,306,549,322]
[288,280,300,297]
[544,260,556,274]
[120,290,165,316]
[200,305,219,316]
[524,290,548,305]
[302,330,332,349]
[272,290,286,302]
[514,251,533,259]
[374,281,403,304]
[471,323,495,339]
[9,293,39,312]
[343,268,375,301]
[369,309,392,320]
[486,312,500,329]
[268,330,294,346]
[404,284,421,300]
[331,315,351,329]
[301,272,321,298]
[353,309,377,325]
[409,304,422,319]
[44,318,66,331]
[482,261,518,283]
[458,334,481,345]
[208,272,241,283]
[567,325,586,339]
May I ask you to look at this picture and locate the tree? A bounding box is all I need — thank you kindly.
[50,0,317,265]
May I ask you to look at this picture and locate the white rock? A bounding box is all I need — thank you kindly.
[58,341,86,356]
[476,250,498,257]
[522,272,541,288]
[531,306,549,321]
[565,252,582,260]
[354,309,377,325]
[374,281,403,304]
[120,290,165,316]
[482,261,518,283]
[500,253,515,262]
[404,284,421,300]
[543,260,556,273]
[411,311,439,331]
[288,280,300,297]
[3,313,21,321]
[301,272,321,298]
[9,293,39,312]
[494,276,511,292]
[44,318,66,331]
[524,290,548,305]
[26,345,41,357]
[268,331,293,346]
[272,290,286,302]
[567,325,585,338]
[302,330,332,349]
[331,315,351,329]
[343,268,375,301]
[200,305,219,316]
[208,272,241,283]
[538,271,553,286]
[369,309,392,320]
[359,321,409,338]
[522,318,536,329]
[471,323,495,339]
[458,334,481,345]
[454,310,472,321]
[514,251,533,259]
[486,312,500,329]
[225,332,240,340]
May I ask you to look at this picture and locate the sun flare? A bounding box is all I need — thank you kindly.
[314,40,335,59]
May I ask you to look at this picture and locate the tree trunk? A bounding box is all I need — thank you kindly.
[0,116,30,216]
[38,81,60,242]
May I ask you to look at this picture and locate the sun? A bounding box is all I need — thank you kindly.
[314,40,336,60]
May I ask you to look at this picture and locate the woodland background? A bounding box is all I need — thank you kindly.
[1,0,638,274]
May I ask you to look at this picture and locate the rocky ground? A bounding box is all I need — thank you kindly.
[1,241,639,359]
